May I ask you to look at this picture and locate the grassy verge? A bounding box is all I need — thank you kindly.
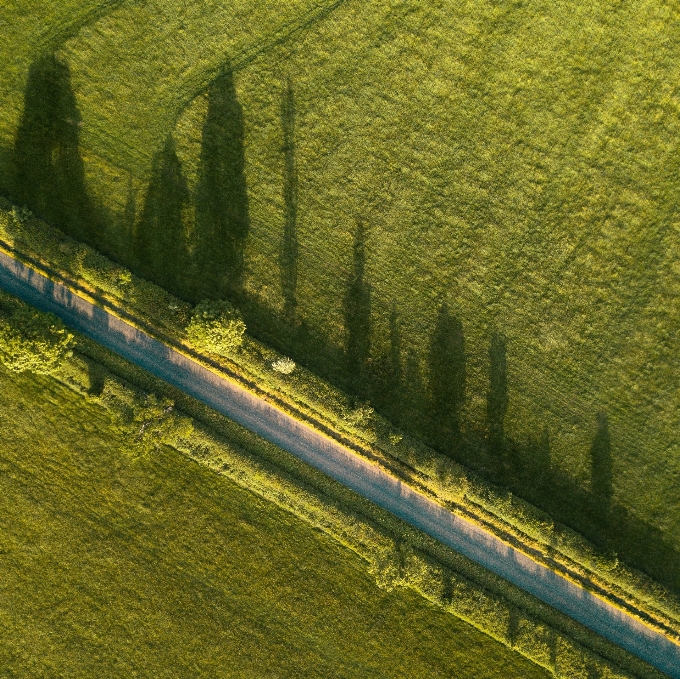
[1,201,679,649]
[0,286,666,678]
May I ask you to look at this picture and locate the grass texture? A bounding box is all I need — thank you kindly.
[1,0,679,642]
[0,360,554,679]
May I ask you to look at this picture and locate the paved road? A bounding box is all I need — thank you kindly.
[0,249,678,678]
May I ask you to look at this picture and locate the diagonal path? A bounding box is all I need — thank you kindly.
[0,248,678,678]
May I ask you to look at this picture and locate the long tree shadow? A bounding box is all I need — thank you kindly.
[590,411,613,521]
[427,304,466,455]
[398,349,428,440]
[369,304,403,424]
[344,219,371,398]
[499,412,680,596]
[280,77,298,324]
[10,54,96,245]
[134,135,191,299]
[530,457,680,596]
[194,67,250,301]
[487,331,508,464]
[120,172,137,262]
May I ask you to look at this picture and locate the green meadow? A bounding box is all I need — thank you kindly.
[1,0,679,623]
[0,358,556,678]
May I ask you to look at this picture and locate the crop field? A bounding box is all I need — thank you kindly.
[0,359,556,678]
[1,0,679,613]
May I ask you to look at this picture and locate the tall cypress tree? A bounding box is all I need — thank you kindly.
[344,219,371,396]
[590,411,613,520]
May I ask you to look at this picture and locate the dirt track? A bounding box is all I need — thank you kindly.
[0,249,678,678]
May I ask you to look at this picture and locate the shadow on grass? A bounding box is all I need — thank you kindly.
[487,331,508,461]
[86,357,106,397]
[9,54,97,244]
[8,56,676,600]
[369,304,403,424]
[344,219,371,399]
[280,78,298,324]
[590,411,613,520]
[194,67,250,301]
[428,304,466,454]
[134,135,191,299]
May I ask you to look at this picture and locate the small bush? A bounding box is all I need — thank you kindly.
[345,403,374,427]
[0,297,74,375]
[186,299,246,357]
[10,205,32,224]
[272,356,296,374]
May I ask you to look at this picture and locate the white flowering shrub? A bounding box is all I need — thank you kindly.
[272,356,296,374]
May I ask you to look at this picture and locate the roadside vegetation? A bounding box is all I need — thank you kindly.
[0,289,662,678]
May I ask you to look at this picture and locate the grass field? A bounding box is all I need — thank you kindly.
[1,0,679,603]
[0,360,556,678]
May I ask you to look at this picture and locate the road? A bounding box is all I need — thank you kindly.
[0,249,678,678]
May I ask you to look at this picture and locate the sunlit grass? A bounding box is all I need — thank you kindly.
[0,362,551,678]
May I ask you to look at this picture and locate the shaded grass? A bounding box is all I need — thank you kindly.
[0,0,125,190]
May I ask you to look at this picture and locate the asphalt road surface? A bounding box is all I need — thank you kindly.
[0,249,678,678]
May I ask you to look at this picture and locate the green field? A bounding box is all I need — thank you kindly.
[0,355,559,678]
[1,0,679,607]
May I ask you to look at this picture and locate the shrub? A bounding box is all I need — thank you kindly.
[92,376,193,457]
[10,205,32,223]
[186,299,246,356]
[0,296,74,374]
[272,356,296,374]
[345,402,374,427]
